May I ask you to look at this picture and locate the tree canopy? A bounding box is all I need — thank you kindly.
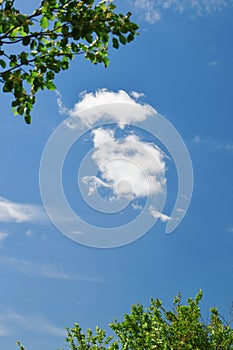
[17,291,233,349]
[0,0,138,123]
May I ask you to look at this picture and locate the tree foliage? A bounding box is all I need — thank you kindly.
[0,0,138,123]
[17,291,233,349]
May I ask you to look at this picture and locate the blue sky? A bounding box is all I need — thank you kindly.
[0,0,233,349]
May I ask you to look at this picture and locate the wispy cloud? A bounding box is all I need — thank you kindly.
[0,255,98,281]
[25,229,34,237]
[209,60,219,67]
[0,324,12,336]
[0,196,47,224]
[149,205,170,222]
[131,202,143,210]
[191,135,233,153]
[0,309,65,337]
[0,232,8,248]
[0,232,8,241]
[131,0,231,23]
[191,135,202,145]
[216,143,233,151]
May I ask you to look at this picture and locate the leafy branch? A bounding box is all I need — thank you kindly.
[0,0,139,123]
[16,291,233,349]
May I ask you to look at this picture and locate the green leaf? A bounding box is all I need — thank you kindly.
[61,60,69,70]
[71,42,79,53]
[127,33,135,43]
[22,36,30,46]
[112,38,119,49]
[54,21,62,32]
[17,106,25,115]
[16,14,27,25]
[85,34,93,44]
[86,52,96,62]
[24,115,32,124]
[119,34,127,45]
[46,81,56,90]
[11,99,20,107]
[0,59,6,68]
[60,37,68,47]
[3,84,12,93]
[46,71,55,80]
[71,26,80,40]
[30,39,37,50]
[40,16,49,29]
[120,26,128,34]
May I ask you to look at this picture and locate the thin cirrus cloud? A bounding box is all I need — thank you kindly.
[0,196,47,224]
[216,143,233,151]
[209,60,219,67]
[0,309,65,337]
[131,0,231,23]
[191,135,233,153]
[0,255,99,281]
[0,232,8,242]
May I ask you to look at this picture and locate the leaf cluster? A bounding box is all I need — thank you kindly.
[17,291,233,349]
[0,0,138,123]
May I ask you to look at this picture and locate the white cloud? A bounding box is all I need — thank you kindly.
[176,207,185,214]
[191,135,201,144]
[59,89,171,224]
[132,0,161,23]
[82,176,112,196]
[130,91,145,100]
[25,229,34,237]
[209,60,219,67]
[82,128,167,199]
[0,196,47,224]
[0,309,65,337]
[131,0,231,23]
[0,232,8,241]
[0,255,97,281]
[0,324,12,336]
[191,135,233,153]
[91,127,115,147]
[216,143,233,151]
[69,230,83,235]
[131,203,143,210]
[0,232,8,249]
[149,205,170,222]
[58,89,156,129]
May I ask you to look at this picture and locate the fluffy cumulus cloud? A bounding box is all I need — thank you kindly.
[59,89,169,221]
[0,196,46,224]
[82,128,167,200]
[58,89,156,128]
[131,0,231,23]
